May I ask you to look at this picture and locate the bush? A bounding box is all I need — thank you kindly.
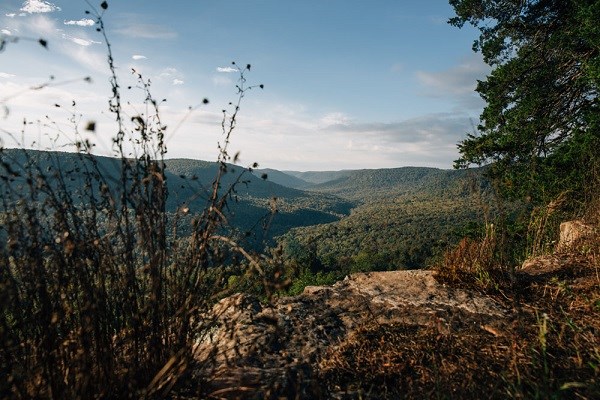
[434,223,503,290]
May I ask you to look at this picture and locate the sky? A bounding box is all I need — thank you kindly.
[0,0,489,171]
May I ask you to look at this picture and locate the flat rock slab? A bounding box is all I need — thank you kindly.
[193,270,510,398]
[519,253,593,280]
[305,270,506,318]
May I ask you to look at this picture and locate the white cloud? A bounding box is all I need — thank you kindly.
[0,79,109,152]
[165,97,471,170]
[1,29,12,35]
[132,54,147,60]
[115,24,176,39]
[329,113,476,148]
[5,13,16,18]
[63,19,95,27]
[0,72,16,78]
[61,33,101,46]
[158,67,185,85]
[159,67,178,77]
[217,66,238,73]
[71,37,100,46]
[20,0,61,14]
[0,14,107,76]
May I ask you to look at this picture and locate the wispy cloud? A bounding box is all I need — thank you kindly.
[26,14,56,36]
[319,112,351,127]
[331,113,475,146]
[20,0,61,14]
[428,15,447,25]
[1,29,12,35]
[159,67,179,78]
[63,19,95,27]
[0,79,107,151]
[64,35,101,46]
[67,44,109,75]
[116,24,176,39]
[0,13,106,78]
[390,63,404,73]
[415,54,489,109]
[69,37,91,46]
[5,13,16,18]
[0,72,16,78]
[155,67,185,85]
[132,54,147,60]
[315,113,477,168]
[204,98,471,169]
[216,66,238,73]
[212,75,232,86]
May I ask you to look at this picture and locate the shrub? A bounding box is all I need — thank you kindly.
[434,223,503,291]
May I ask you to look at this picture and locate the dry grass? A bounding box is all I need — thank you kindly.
[433,223,507,293]
[319,322,515,399]
[0,4,269,399]
[318,257,599,399]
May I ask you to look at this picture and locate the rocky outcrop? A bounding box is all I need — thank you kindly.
[519,219,598,280]
[185,219,598,398]
[556,220,596,252]
[520,253,591,279]
[193,270,510,398]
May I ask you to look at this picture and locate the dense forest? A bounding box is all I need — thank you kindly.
[272,167,509,292]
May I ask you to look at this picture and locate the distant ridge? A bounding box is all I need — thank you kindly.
[253,168,312,189]
[293,167,480,202]
[282,170,355,185]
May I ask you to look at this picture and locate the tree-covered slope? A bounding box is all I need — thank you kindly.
[305,166,482,203]
[253,168,312,189]
[279,167,499,273]
[283,170,355,185]
[0,149,354,244]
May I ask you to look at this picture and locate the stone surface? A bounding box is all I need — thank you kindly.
[192,270,510,398]
[557,220,596,252]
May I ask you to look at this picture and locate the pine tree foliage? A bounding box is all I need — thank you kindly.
[450,0,600,203]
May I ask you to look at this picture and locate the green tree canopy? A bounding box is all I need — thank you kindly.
[450,0,600,204]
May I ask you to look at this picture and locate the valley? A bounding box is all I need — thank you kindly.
[1,148,498,275]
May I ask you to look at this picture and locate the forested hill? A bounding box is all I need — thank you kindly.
[276,165,499,275]
[268,166,486,203]
[251,168,313,190]
[303,167,482,202]
[0,149,353,243]
[282,170,356,186]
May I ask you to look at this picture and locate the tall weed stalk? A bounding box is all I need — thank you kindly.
[0,3,264,398]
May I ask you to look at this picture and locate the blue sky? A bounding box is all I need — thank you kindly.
[0,0,488,171]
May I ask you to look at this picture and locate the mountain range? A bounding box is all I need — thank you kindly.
[1,148,495,265]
